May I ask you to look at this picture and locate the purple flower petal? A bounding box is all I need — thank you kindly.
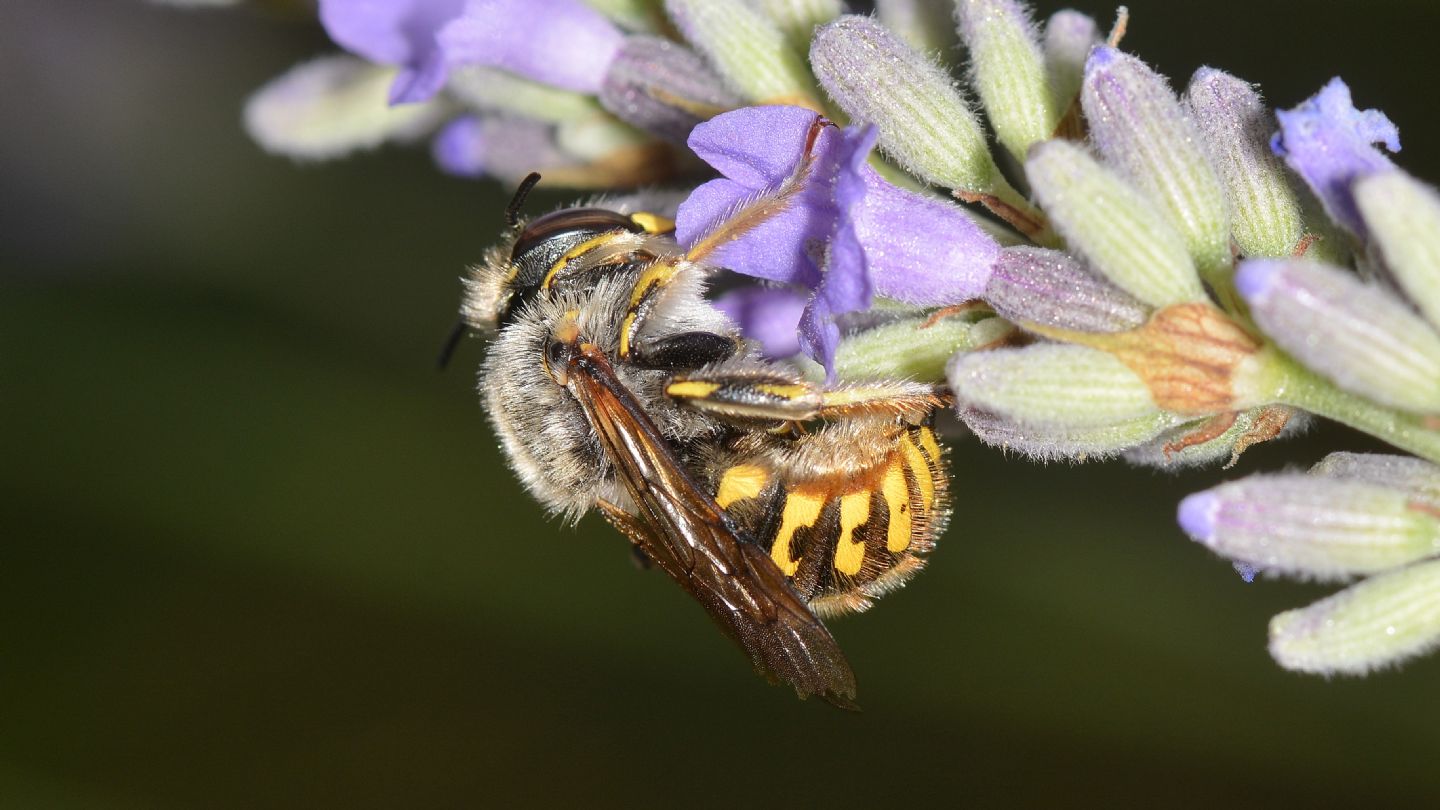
[1272,77,1401,236]
[320,0,465,104]
[714,286,807,358]
[437,0,623,95]
[678,105,999,378]
[320,0,622,104]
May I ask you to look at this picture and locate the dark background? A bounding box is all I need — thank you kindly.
[5,1,1439,806]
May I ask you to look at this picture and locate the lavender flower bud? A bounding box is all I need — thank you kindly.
[1310,452,1440,509]
[949,344,1162,430]
[1043,10,1099,112]
[599,35,741,142]
[876,0,960,63]
[833,314,1016,383]
[810,15,1001,194]
[1186,68,1303,258]
[1026,139,1206,308]
[746,0,843,52]
[954,0,1060,162]
[962,407,1184,463]
[1179,474,1440,580]
[665,0,821,107]
[1270,559,1440,675]
[244,56,451,161]
[446,67,600,123]
[1236,259,1440,414]
[1082,48,1231,279]
[983,246,1150,334]
[1354,170,1440,330]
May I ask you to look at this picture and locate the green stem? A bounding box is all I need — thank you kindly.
[1274,358,1440,464]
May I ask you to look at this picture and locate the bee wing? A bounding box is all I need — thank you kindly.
[568,344,858,708]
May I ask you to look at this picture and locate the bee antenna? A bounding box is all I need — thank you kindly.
[436,318,468,371]
[505,172,543,228]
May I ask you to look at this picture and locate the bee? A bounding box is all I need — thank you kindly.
[461,125,950,707]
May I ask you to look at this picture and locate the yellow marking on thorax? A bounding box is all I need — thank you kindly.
[629,211,675,234]
[881,460,912,552]
[833,491,872,576]
[666,380,720,400]
[917,426,942,464]
[715,464,768,508]
[899,434,936,513]
[539,234,618,291]
[771,491,825,577]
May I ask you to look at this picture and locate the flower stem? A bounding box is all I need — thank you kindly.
[1274,357,1440,464]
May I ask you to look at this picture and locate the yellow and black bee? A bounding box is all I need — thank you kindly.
[462,130,950,707]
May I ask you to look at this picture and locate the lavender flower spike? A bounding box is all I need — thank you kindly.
[1082,47,1230,279]
[1272,77,1400,238]
[810,15,1001,195]
[1187,68,1303,258]
[1355,170,1440,330]
[955,0,1060,163]
[1270,559,1440,675]
[1178,474,1440,581]
[1236,259,1440,414]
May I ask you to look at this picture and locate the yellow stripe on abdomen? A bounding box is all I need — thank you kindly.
[771,491,825,577]
[832,491,871,576]
[899,434,936,513]
[881,460,912,553]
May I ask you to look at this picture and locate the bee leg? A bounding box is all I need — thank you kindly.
[629,331,738,371]
[666,365,943,424]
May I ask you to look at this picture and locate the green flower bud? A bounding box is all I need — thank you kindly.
[810,15,1001,193]
[1355,170,1440,331]
[1042,10,1099,114]
[447,66,601,123]
[949,343,1162,429]
[833,312,1016,383]
[954,0,1059,162]
[244,56,450,160]
[1310,452,1440,509]
[665,0,821,108]
[748,0,843,53]
[1186,68,1303,258]
[1026,139,1206,308]
[962,407,1184,463]
[1270,559,1440,675]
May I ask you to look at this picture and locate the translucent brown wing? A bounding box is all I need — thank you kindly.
[567,343,858,708]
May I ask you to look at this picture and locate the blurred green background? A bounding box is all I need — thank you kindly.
[5,1,1440,807]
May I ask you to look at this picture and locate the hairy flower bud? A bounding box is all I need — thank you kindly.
[1354,170,1440,331]
[599,35,741,142]
[1042,10,1099,113]
[1179,474,1440,580]
[810,15,1000,193]
[1083,47,1231,278]
[954,0,1059,162]
[1236,259,1440,414]
[983,246,1149,334]
[949,344,1161,429]
[1186,68,1303,258]
[665,0,821,108]
[1310,452,1440,509]
[1026,139,1206,308]
[1270,559,1440,675]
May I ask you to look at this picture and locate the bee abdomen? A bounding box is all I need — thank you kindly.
[709,423,949,618]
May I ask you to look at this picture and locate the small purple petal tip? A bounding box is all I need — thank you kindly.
[1233,259,1283,304]
[1177,491,1219,543]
